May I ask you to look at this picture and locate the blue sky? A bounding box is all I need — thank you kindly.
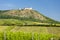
[0,0,60,21]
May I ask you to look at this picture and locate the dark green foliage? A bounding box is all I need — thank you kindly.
[0,10,9,14]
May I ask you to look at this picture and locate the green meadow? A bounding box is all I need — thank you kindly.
[0,26,60,40]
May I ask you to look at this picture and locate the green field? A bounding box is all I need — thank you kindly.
[0,7,60,40]
[0,26,60,40]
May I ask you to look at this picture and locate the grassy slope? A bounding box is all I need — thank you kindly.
[11,26,60,37]
[0,26,60,37]
[0,19,41,26]
[0,19,60,27]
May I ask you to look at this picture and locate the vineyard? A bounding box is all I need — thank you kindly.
[0,32,57,40]
[0,26,60,40]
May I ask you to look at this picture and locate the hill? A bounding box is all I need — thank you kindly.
[0,8,60,26]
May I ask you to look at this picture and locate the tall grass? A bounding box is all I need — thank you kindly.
[0,32,58,40]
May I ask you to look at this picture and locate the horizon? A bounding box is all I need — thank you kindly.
[0,0,60,21]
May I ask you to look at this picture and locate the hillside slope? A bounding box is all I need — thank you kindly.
[0,8,60,26]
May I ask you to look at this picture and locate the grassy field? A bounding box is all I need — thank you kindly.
[0,19,60,27]
[0,26,60,40]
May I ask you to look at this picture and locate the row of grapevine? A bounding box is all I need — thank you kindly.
[0,32,59,40]
[5,26,15,32]
[0,32,4,40]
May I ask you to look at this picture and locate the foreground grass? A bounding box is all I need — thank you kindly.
[0,26,60,40]
[0,32,59,40]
